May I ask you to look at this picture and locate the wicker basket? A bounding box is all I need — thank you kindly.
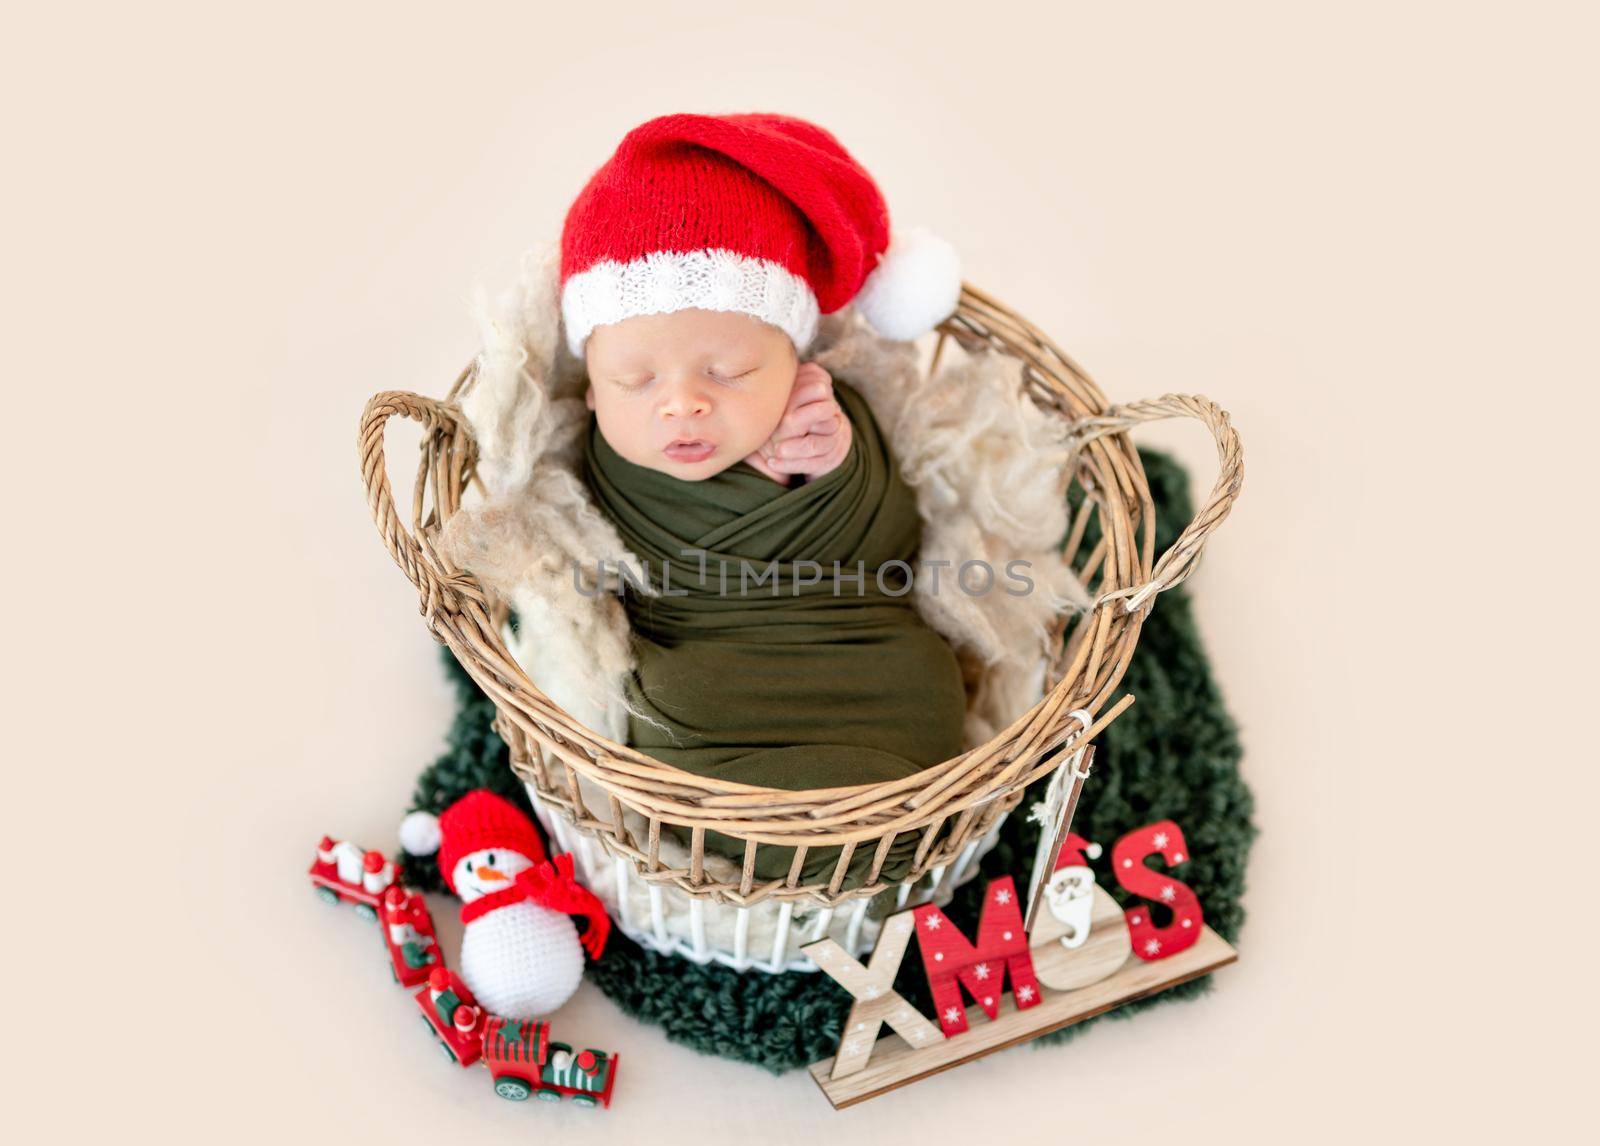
[359,284,1243,971]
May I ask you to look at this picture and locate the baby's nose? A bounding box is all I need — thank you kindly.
[659,382,711,420]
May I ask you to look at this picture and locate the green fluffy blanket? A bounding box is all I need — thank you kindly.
[579,377,968,885]
[401,450,1256,1073]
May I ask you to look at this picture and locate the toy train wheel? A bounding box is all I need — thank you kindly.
[535,1090,561,1103]
[354,903,379,922]
[493,1076,532,1102]
[420,1016,456,1063]
[315,887,340,905]
[570,1095,597,1108]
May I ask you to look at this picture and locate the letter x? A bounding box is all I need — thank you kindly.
[801,911,942,1080]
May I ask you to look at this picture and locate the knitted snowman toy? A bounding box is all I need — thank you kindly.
[400,790,610,1019]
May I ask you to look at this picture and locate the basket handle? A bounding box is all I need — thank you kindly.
[358,390,487,630]
[1075,393,1244,614]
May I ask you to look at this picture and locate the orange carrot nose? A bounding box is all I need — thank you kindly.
[476,867,509,883]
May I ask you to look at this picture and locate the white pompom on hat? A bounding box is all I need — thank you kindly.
[398,809,442,857]
[853,225,963,343]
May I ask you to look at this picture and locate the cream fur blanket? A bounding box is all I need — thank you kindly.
[439,242,1091,762]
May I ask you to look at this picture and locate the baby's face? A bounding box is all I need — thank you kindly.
[584,308,798,480]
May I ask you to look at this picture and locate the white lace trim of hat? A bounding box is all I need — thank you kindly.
[561,248,820,359]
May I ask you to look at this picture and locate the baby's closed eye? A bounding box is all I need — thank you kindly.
[710,365,759,384]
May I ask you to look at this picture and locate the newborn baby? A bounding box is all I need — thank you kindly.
[558,111,969,884]
[579,306,967,785]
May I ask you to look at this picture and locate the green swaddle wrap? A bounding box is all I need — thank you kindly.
[579,378,967,888]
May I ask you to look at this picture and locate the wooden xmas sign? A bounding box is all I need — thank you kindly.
[808,925,1235,1108]
[802,818,1236,1109]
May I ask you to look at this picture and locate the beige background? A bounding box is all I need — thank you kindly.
[8,1,1593,1141]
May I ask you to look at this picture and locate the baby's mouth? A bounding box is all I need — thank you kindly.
[663,438,716,462]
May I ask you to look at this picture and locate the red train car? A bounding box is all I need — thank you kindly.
[378,885,440,987]
[415,968,486,1067]
[482,1017,618,1107]
[308,836,396,920]
[482,1017,550,1100]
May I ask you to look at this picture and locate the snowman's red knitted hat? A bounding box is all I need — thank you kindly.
[433,790,547,893]
[558,112,962,359]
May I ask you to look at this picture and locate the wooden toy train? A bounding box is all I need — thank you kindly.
[309,834,618,1108]
[417,968,618,1106]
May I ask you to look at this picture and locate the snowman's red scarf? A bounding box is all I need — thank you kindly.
[458,852,611,960]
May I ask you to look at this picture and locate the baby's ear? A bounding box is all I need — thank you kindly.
[584,384,596,411]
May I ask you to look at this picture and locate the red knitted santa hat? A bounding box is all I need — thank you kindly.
[558,112,962,359]
[1054,832,1103,871]
[409,790,548,894]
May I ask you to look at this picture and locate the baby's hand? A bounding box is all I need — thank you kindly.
[744,363,852,484]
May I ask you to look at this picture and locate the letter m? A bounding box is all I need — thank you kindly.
[911,875,1041,1036]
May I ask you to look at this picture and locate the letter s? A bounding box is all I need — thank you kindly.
[1110,820,1204,961]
